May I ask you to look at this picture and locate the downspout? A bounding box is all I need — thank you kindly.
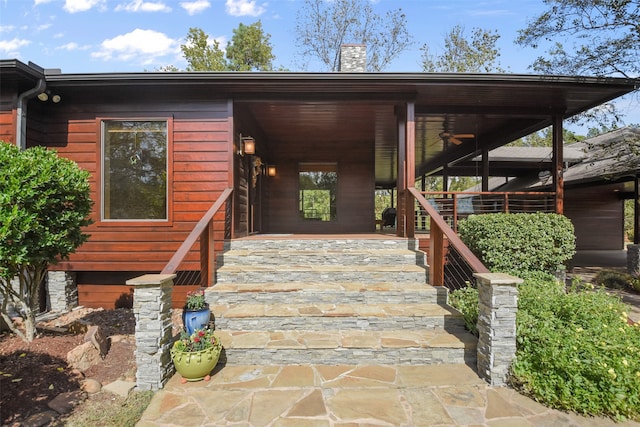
[16,79,46,150]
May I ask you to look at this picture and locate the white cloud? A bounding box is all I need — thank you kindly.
[63,0,106,13]
[36,23,52,31]
[180,0,210,15]
[115,0,172,12]
[225,0,265,17]
[92,29,179,64]
[0,38,31,55]
[34,0,54,5]
[0,25,16,33]
[56,42,91,51]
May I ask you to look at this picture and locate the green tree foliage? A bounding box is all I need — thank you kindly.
[226,21,275,71]
[181,28,227,71]
[516,0,639,79]
[182,23,275,72]
[0,143,92,342]
[421,25,505,73]
[508,127,584,147]
[295,0,412,71]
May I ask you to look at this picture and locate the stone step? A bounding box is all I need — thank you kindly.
[226,238,420,251]
[206,282,447,305]
[211,303,466,331]
[215,329,477,366]
[219,248,425,267]
[215,264,428,284]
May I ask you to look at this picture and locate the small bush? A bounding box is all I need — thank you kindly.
[512,279,640,420]
[458,213,575,275]
[594,270,640,293]
[448,286,479,336]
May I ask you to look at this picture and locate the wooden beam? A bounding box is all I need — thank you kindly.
[552,114,564,214]
[405,102,416,238]
[396,107,407,237]
[482,147,489,192]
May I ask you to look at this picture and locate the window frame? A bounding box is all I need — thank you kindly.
[97,117,173,226]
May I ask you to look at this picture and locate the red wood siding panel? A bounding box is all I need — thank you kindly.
[564,184,625,250]
[35,101,232,272]
[77,284,200,309]
[0,110,15,144]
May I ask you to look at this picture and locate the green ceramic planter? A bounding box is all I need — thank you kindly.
[170,342,222,382]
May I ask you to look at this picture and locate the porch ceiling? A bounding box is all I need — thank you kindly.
[237,73,637,187]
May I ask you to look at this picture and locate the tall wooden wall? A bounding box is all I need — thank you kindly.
[24,95,232,307]
[564,183,625,250]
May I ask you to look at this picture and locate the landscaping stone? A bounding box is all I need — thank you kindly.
[47,390,86,414]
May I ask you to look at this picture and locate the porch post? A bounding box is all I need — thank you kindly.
[396,107,407,237]
[635,173,640,245]
[552,114,564,214]
[482,147,489,192]
[405,102,416,238]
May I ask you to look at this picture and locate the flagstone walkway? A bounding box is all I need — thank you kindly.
[137,364,640,426]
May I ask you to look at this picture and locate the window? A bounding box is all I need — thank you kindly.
[102,120,168,220]
[299,163,337,221]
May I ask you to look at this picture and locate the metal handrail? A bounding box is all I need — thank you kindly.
[408,187,489,286]
[161,187,233,286]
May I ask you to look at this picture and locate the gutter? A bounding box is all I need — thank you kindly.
[16,78,46,150]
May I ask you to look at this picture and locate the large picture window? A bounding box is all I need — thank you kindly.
[102,120,168,220]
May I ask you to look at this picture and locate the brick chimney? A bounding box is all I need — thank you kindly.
[339,44,366,72]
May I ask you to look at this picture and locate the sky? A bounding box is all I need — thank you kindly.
[0,0,638,126]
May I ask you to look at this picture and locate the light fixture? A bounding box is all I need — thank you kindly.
[267,165,277,177]
[242,136,256,155]
[37,90,62,103]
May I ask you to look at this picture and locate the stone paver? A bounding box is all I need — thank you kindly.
[138,364,640,426]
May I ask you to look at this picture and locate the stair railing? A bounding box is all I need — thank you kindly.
[161,187,233,287]
[408,187,489,289]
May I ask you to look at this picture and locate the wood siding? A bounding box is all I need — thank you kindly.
[565,184,625,250]
[0,88,16,144]
[265,138,375,233]
[29,100,233,273]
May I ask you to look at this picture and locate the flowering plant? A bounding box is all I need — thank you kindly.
[173,328,219,352]
[185,288,207,310]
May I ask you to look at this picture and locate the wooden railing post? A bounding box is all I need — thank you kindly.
[429,217,445,286]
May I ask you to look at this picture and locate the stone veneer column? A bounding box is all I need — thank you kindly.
[46,271,78,312]
[628,244,640,275]
[339,44,366,72]
[475,272,522,386]
[127,274,175,391]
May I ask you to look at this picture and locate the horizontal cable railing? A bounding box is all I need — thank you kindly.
[161,187,233,287]
[415,191,556,232]
[409,188,490,291]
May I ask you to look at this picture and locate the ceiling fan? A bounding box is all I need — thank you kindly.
[439,131,475,145]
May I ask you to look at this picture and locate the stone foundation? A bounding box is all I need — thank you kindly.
[47,271,77,312]
[628,244,640,275]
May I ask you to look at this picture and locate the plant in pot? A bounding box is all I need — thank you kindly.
[171,327,222,382]
[182,288,211,335]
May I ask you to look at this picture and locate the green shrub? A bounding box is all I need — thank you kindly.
[594,270,640,293]
[458,213,575,275]
[512,279,640,420]
[448,286,479,336]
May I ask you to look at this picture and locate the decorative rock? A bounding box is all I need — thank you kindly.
[102,379,136,398]
[82,378,103,394]
[67,341,102,371]
[21,410,58,427]
[47,390,86,414]
[85,325,110,357]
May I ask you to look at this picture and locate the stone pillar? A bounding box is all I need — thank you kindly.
[628,244,640,275]
[339,44,366,72]
[47,271,78,312]
[128,274,175,391]
[475,272,522,386]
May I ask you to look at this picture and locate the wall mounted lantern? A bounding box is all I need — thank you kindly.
[238,134,256,156]
[267,165,277,177]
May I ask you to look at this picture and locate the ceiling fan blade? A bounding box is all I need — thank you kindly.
[449,137,463,145]
[453,133,475,139]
